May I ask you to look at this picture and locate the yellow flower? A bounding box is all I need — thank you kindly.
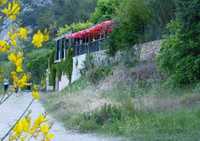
[40,124,50,135]
[18,27,28,40]
[8,31,18,47]
[11,114,53,141]
[32,30,44,48]
[19,117,30,132]
[13,120,23,136]
[34,114,46,127]
[11,72,29,88]
[44,133,55,141]
[0,0,7,6]
[8,52,23,72]
[32,30,49,48]
[43,29,49,42]
[20,136,25,141]
[2,1,21,20]
[17,74,28,88]
[0,40,10,52]
[32,90,40,100]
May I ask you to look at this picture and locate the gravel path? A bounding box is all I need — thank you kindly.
[0,93,122,141]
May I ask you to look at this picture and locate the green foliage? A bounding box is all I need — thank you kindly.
[91,104,122,125]
[108,0,151,55]
[49,47,73,88]
[20,0,96,32]
[83,54,112,84]
[48,49,56,88]
[0,61,14,79]
[65,48,73,84]
[25,42,54,84]
[63,77,90,93]
[88,67,112,84]
[57,21,93,36]
[63,83,200,140]
[193,83,200,94]
[145,0,176,40]
[90,0,120,23]
[71,104,122,132]
[157,0,200,86]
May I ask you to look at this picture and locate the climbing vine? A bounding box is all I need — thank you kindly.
[65,47,73,84]
[49,47,74,89]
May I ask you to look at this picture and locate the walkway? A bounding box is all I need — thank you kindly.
[0,93,122,141]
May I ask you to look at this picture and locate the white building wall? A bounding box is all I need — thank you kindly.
[57,51,106,91]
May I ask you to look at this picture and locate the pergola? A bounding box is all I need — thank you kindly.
[55,20,113,62]
[65,20,113,40]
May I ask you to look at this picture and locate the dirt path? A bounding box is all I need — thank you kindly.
[0,93,122,141]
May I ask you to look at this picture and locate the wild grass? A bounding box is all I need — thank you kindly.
[42,59,200,141]
[43,77,200,141]
[66,98,200,141]
[63,77,90,93]
[42,77,90,117]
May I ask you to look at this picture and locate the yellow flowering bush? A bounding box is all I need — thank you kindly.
[1,0,21,21]
[11,72,29,89]
[8,27,29,47]
[18,27,29,40]
[9,114,54,141]
[0,0,53,140]
[8,52,24,72]
[32,30,49,48]
[32,86,40,100]
[8,31,18,47]
[0,40,10,52]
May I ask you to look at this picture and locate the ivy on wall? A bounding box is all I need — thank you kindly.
[65,47,73,84]
[49,47,74,90]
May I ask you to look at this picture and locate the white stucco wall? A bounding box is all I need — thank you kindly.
[57,51,107,91]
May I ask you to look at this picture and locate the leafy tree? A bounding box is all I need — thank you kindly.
[145,0,176,40]
[108,0,151,55]
[20,0,97,30]
[91,0,120,23]
[26,48,53,84]
[157,0,200,85]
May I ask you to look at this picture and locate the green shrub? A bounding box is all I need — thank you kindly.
[49,47,73,88]
[193,83,200,94]
[64,77,90,93]
[26,41,54,84]
[92,104,122,125]
[90,0,120,23]
[82,54,112,84]
[86,66,112,84]
[76,104,122,131]
[108,0,151,55]
[79,119,99,132]
[144,0,176,41]
[157,16,200,86]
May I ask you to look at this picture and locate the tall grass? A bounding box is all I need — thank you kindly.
[42,57,200,141]
[67,103,200,141]
[59,80,200,141]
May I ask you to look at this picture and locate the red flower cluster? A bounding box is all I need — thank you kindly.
[65,20,113,39]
